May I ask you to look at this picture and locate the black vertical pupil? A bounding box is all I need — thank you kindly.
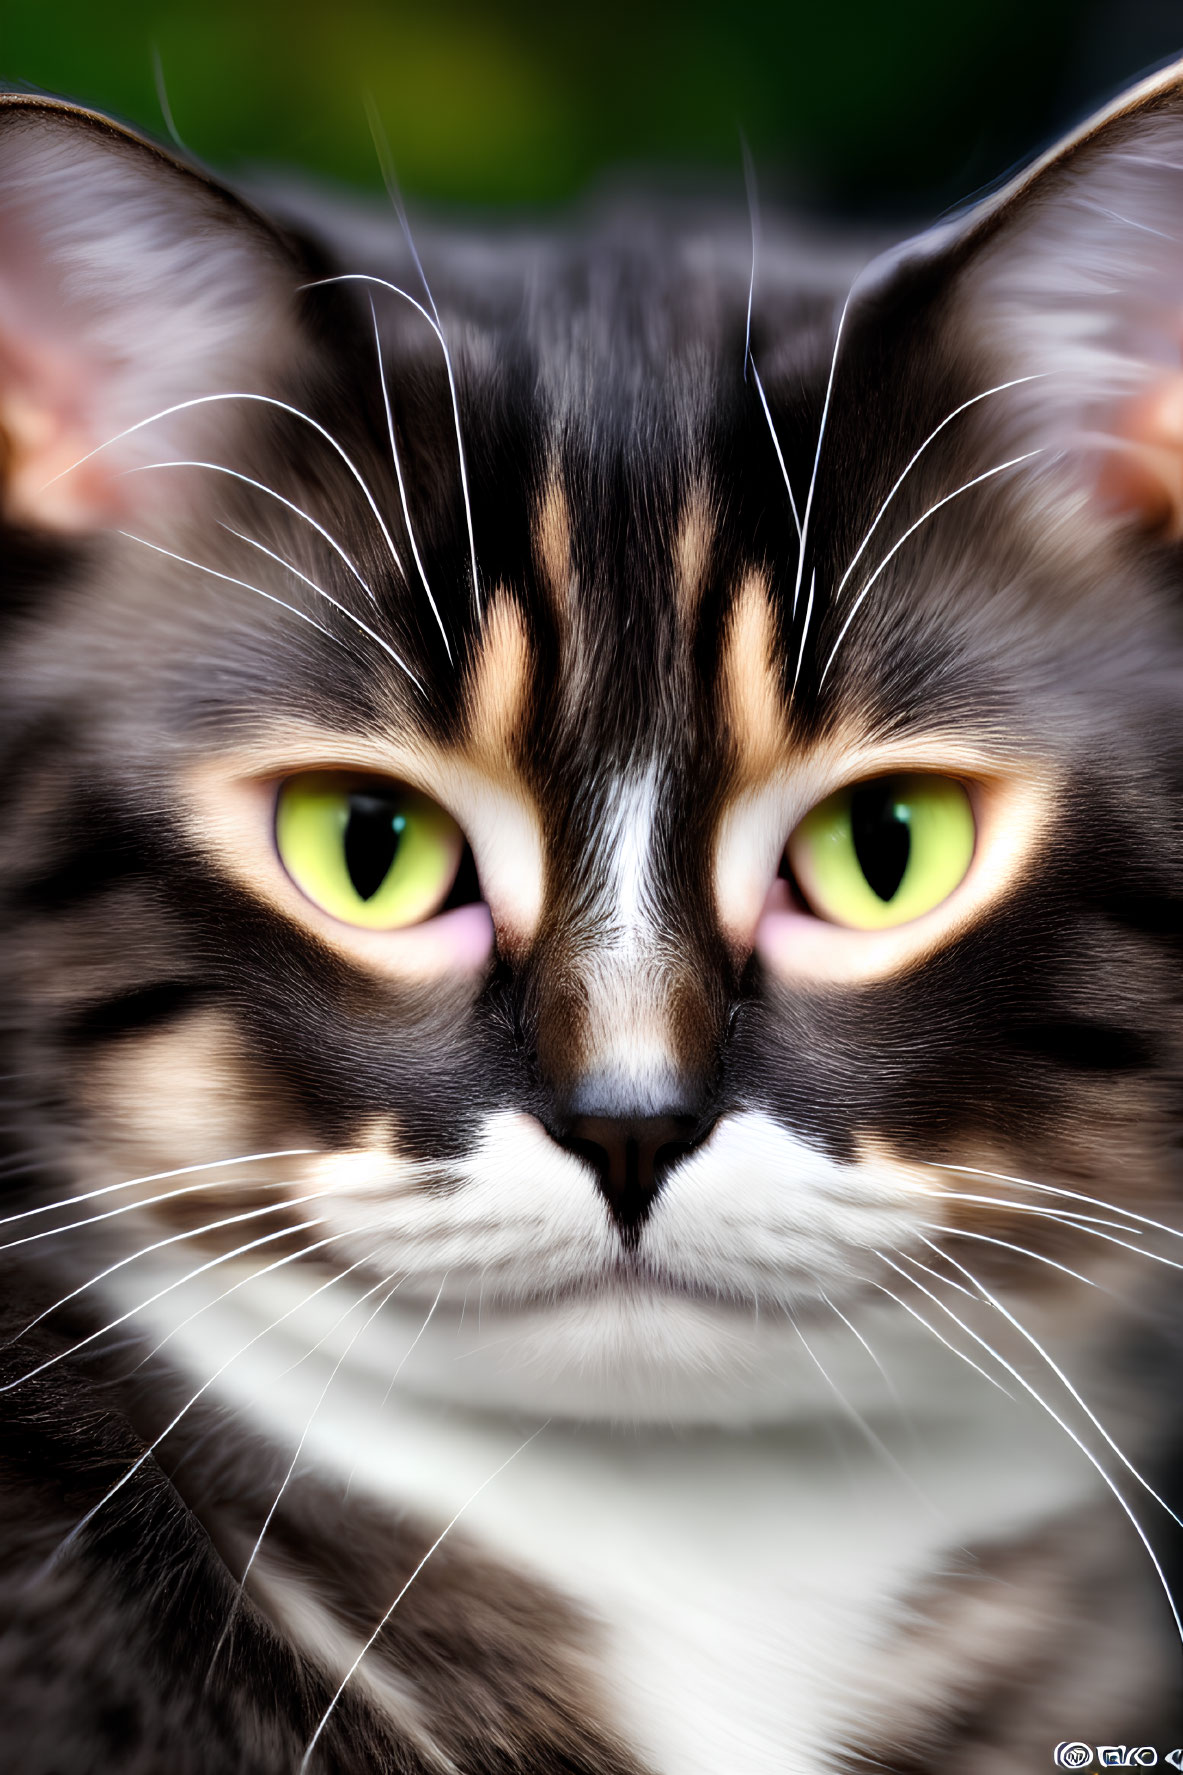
[343,793,405,901]
[850,779,910,902]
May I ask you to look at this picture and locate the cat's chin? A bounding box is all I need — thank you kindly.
[376,1290,898,1427]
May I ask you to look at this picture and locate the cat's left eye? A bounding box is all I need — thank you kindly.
[275,772,467,930]
[785,772,975,930]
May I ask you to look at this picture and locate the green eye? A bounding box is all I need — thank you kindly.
[275,773,465,930]
[786,773,975,930]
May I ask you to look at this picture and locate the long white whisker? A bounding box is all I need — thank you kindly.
[2,1199,338,1392]
[926,1194,1183,1271]
[298,1422,548,1772]
[833,374,1048,602]
[211,1265,409,1672]
[878,1250,1183,1647]
[380,1274,445,1409]
[121,460,373,598]
[53,1249,387,1565]
[218,525,426,692]
[750,362,802,539]
[819,449,1044,687]
[920,1188,1144,1234]
[742,138,758,380]
[923,1225,1098,1288]
[119,532,426,696]
[309,271,481,619]
[792,566,815,692]
[368,296,452,660]
[818,1290,905,1410]
[919,1234,1183,1530]
[140,1216,398,1364]
[12,1185,339,1340]
[0,1167,315,1255]
[856,1274,1013,1395]
[362,113,481,620]
[119,533,341,650]
[791,1316,944,1521]
[42,391,406,582]
[0,1149,313,1233]
[931,1161,1183,1245]
[793,287,852,616]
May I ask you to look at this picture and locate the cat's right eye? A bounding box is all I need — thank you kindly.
[275,772,469,930]
[785,773,976,930]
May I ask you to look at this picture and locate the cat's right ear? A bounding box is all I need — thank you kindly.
[900,57,1183,540]
[0,96,301,531]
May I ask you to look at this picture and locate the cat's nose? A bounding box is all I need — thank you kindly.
[551,1114,712,1244]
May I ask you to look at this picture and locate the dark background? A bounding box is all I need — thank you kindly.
[2,1,1183,217]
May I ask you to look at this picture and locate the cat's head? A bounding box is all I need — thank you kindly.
[0,77,1178,1422]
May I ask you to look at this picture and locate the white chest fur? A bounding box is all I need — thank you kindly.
[115,1266,1105,1775]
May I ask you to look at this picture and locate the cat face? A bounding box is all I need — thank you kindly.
[0,88,1178,1422]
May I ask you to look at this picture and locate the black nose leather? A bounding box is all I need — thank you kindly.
[555,1114,708,1243]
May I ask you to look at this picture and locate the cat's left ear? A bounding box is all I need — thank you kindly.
[919,57,1183,537]
[0,96,302,531]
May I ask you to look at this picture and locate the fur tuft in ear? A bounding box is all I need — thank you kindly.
[946,59,1183,536]
[0,97,301,532]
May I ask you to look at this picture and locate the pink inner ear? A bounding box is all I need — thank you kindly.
[1094,373,1183,538]
[0,331,127,530]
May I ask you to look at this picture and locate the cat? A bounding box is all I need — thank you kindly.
[0,55,1181,1775]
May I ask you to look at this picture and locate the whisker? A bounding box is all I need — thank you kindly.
[11,1184,336,1340]
[308,270,481,619]
[119,532,426,695]
[368,296,452,660]
[926,1193,1183,1271]
[930,1161,1183,1245]
[140,1216,400,1365]
[791,1315,944,1520]
[819,449,1044,687]
[298,1421,548,1772]
[876,1250,1183,1647]
[0,1149,313,1233]
[793,286,853,615]
[218,524,426,690]
[919,1187,1142,1235]
[53,1249,387,1566]
[2,1205,339,1393]
[122,459,374,598]
[923,1224,1098,1288]
[42,391,406,583]
[917,1235,1183,1530]
[792,566,815,692]
[368,120,481,623]
[210,1264,409,1674]
[750,361,802,540]
[818,1289,906,1411]
[741,136,758,381]
[119,533,344,652]
[832,374,1048,602]
[855,1274,1013,1395]
[0,1166,313,1255]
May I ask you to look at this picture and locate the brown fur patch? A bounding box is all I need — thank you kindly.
[534,476,572,612]
[463,591,533,771]
[673,487,713,617]
[722,571,788,782]
[76,1008,310,1242]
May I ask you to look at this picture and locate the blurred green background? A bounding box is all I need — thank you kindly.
[0,0,1179,214]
